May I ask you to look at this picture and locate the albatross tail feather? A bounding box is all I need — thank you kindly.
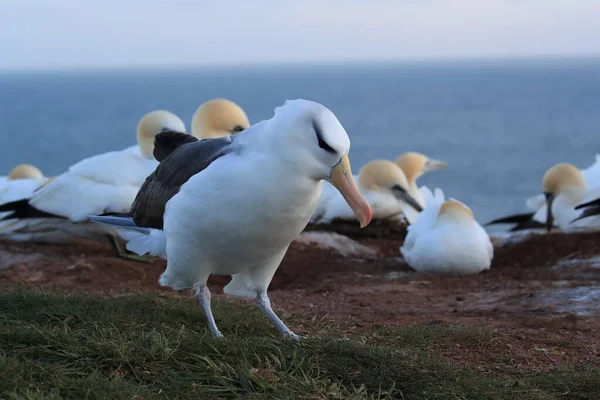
[89,215,167,258]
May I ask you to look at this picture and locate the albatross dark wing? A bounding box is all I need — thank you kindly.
[153,130,199,162]
[131,132,236,229]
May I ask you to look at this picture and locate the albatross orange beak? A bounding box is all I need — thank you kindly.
[329,154,372,228]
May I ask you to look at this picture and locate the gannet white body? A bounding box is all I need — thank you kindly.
[401,189,493,274]
[91,99,372,338]
[311,160,422,224]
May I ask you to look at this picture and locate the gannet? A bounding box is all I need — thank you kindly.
[311,159,422,224]
[192,98,250,139]
[0,110,186,255]
[0,164,47,224]
[395,152,447,206]
[487,155,600,231]
[90,99,372,338]
[487,163,600,232]
[400,189,493,274]
[0,164,46,204]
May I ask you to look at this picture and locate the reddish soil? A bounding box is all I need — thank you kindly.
[1,226,600,372]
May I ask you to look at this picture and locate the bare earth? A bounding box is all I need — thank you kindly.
[1,224,600,372]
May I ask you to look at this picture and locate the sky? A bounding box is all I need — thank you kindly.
[0,0,599,70]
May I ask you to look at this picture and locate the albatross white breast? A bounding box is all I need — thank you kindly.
[91,99,372,338]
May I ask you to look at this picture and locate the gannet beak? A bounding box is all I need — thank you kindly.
[391,185,423,212]
[424,158,448,172]
[329,154,372,227]
[544,192,555,233]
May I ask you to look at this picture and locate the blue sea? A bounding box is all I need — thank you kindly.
[1,59,599,225]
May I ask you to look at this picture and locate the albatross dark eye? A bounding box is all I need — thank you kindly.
[318,137,335,153]
[313,120,335,153]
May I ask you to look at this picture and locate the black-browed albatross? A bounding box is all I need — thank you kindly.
[91,99,372,338]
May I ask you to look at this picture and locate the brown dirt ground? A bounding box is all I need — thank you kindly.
[1,224,600,373]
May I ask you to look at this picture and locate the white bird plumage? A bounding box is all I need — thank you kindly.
[91,99,373,338]
[400,188,493,274]
[0,110,186,248]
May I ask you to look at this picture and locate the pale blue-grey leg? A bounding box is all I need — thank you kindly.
[196,285,224,338]
[255,292,302,339]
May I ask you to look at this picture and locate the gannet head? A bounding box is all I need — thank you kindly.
[268,99,372,227]
[358,159,423,213]
[7,164,44,181]
[395,152,448,184]
[191,99,250,139]
[437,199,475,225]
[137,110,186,159]
[542,163,587,232]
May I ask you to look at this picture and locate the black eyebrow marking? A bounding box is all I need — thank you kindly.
[313,120,335,153]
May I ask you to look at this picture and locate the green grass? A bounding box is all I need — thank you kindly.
[0,288,598,399]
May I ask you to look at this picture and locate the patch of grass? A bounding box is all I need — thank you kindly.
[0,287,597,399]
[374,323,495,349]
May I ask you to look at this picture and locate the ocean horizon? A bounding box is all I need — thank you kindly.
[1,58,599,225]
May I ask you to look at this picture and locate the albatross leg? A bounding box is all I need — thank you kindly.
[108,234,152,263]
[196,284,224,338]
[255,292,302,339]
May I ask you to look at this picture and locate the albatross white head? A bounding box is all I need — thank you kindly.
[395,152,447,187]
[7,164,44,181]
[137,110,186,159]
[191,98,250,139]
[542,163,588,232]
[437,199,475,226]
[267,99,372,227]
[358,159,424,213]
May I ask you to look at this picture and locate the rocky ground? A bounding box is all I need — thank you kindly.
[1,223,600,372]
